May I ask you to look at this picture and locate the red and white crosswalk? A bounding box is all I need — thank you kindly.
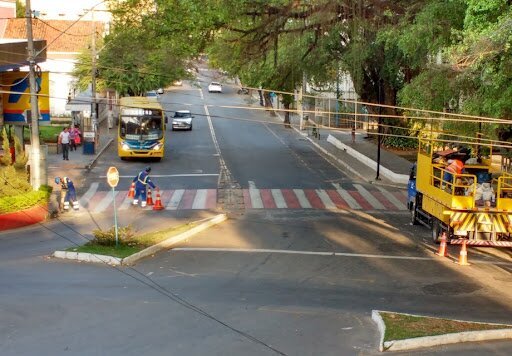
[79,183,407,213]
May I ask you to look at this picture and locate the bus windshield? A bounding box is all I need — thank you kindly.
[120,109,163,141]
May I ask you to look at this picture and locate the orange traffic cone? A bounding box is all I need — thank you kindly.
[146,188,154,206]
[128,182,135,198]
[436,232,448,257]
[153,190,164,210]
[457,239,470,266]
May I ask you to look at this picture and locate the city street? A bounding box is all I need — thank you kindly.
[2,69,512,355]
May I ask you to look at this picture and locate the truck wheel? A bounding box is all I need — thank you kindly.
[432,220,441,244]
[410,203,419,225]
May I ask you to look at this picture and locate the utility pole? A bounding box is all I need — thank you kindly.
[25,0,43,189]
[376,80,383,181]
[91,11,97,140]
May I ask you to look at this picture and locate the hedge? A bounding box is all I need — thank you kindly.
[0,186,52,214]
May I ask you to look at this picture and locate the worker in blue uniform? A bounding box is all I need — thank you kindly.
[55,176,79,211]
[132,166,157,208]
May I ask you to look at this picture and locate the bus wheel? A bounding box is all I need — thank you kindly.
[432,220,441,244]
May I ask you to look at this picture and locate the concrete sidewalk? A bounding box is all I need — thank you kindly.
[47,120,115,213]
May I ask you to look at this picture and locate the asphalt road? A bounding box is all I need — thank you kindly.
[2,68,512,355]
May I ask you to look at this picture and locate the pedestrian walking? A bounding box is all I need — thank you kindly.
[58,127,70,160]
[132,166,158,208]
[68,126,77,151]
[55,176,79,211]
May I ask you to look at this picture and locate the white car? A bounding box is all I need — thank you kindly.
[172,110,193,131]
[145,90,159,101]
[208,82,222,93]
[156,88,164,94]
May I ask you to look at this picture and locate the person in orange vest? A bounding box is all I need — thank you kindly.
[443,157,464,186]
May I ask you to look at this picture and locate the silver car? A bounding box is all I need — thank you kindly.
[172,110,193,131]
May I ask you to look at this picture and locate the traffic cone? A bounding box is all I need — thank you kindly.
[128,182,135,198]
[146,188,154,206]
[457,239,470,266]
[153,190,164,210]
[436,232,448,257]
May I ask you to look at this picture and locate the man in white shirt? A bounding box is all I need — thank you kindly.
[58,127,70,160]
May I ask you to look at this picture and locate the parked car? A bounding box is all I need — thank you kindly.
[156,88,164,94]
[172,110,193,131]
[145,90,159,100]
[208,82,222,93]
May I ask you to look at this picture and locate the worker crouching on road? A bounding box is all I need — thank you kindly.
[132,166,158,208]
[55,176,79,211]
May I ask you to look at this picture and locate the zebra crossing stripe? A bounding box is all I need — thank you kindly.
[376,186,405,210]
[282,189,301,209]
[260,189,277,208]
[332,183,361,209]
[119,192,133,210]
[192,189,208,209]
[354,184,385,210]
[271,189,287,208]
[316,189,337,209]
[79,182,98,208]
[293,189,312,208]
[249,188,264,209]
[167,189,185,210]
[94,191,117,213]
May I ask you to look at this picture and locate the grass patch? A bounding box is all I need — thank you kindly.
[66,222,199,259]
[381,312,511,341]
[0,186,52,214]
[24,125,65,143]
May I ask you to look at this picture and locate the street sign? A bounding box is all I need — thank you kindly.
[107,166,119,188]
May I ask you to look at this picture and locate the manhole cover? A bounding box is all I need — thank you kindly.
[422,282,481,296]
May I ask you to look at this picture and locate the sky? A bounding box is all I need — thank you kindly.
[30,0,109,20]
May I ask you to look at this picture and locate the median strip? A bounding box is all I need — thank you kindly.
[53,214,228,266]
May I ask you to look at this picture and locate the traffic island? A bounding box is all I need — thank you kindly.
[53,213,228,265]
[372,310,512,352]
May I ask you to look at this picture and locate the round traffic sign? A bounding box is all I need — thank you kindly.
[107,166,119,188]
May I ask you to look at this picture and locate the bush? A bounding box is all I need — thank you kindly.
[91,225,135,246]
[0,185,52,214]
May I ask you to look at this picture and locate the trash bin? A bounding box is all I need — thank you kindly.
[83,141,95,155]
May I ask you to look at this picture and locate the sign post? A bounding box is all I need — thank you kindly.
[106,166,120,247]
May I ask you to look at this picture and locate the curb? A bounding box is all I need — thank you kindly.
[53,213,228,266]
[372,310,512,352]
[122,213,227,265]
[327,135,409,185]
[85,137,114,170]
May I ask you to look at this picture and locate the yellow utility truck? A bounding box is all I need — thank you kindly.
[408,134,512,247]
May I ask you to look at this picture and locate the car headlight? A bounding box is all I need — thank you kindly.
[153,144,162,151]
[121,142,130,151]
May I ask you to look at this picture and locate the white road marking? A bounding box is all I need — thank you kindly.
[293,189,312,208]
[79,182,98,208]
[354,184,385,209]
[271,189,287,208]
[166,189,185,210]
[376,186,406,210]
[99,174,219,178]
[192,189,207,209]
[94,190,117,213]
[172,247,433,261]
[250,188,263,209]
[332,183,361,209]
[199,88,204,100]
[316,189,336,209]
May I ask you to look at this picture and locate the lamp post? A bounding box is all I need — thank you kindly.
[376,79,383,181]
